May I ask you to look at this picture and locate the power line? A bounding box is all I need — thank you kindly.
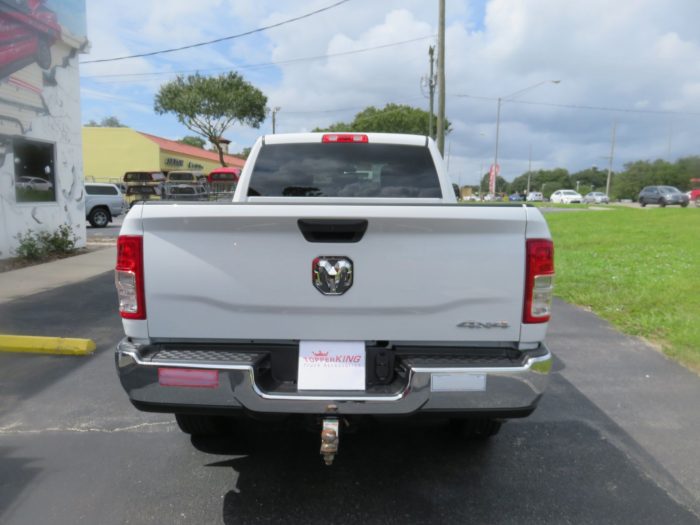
[282,96,426,115]
[82,35,436,80]
[80,0,351,65]
[454,93,700,117]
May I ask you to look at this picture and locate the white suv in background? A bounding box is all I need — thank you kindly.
[526,191,544,202]
[85,183,127,227]
[550,189,583,204]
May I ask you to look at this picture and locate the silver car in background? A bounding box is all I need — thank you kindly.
[582,191,610,204]
[85,183,127,227]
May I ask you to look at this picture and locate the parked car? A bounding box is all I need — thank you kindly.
[164,170,209,199]
[550,189,583,204]
[166,170,207,185]
[509,192,523,201]
[16,176,53,191]
[165,184,209,201]
[208,167,240,195]
[638,186,689,207]
[123,171,165,206]
[85,183,127,227]
[582,191,609,204]
[526,191,544,202]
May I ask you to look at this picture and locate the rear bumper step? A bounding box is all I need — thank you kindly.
[115,339,552,416]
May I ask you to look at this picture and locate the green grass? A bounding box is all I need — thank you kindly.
[15,187,55,202]
[545,206,700,371]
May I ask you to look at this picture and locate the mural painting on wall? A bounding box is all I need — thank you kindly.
[0,0,87,203]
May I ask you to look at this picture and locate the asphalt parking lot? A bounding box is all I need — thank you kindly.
[86,215,123,243]
[0,274,699,524]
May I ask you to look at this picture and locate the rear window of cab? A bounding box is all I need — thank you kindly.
[248,143,441,198]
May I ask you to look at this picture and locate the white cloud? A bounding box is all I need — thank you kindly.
[80,0,700,182]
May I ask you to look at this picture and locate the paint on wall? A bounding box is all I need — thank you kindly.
[0,0,87,259]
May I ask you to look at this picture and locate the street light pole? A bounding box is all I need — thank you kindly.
[436,0,446,155]
[272,106,281,134]
[492,97,502,185]
[605,121,617,197]
[492,80,560,188]
[526,143,532,194]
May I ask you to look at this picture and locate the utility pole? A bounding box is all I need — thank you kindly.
[427,46,435,139]
[436,0,446,156]
[605,121,617,197]
[526,144,532,195]
[272,106,281,134]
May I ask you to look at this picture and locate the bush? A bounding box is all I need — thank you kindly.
[15,224,79,261]
[15,230,47,260]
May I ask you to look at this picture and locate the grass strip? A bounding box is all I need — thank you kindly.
[545,206,700,371]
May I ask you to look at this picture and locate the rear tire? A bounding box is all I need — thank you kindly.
[175,414,227,436]
[450,418,503,440]
[659,198,667,208]
[88,207,110,227]
[639,198,646,207]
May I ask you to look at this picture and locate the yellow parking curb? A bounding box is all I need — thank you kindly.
[0,335,96,356]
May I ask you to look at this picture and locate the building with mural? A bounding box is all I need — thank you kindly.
[0,0,88,259]
[82,127,246,184]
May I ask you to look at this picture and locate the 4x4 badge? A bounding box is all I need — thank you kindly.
[313,256,353,295]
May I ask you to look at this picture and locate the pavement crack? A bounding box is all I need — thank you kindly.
[0,421,174,435]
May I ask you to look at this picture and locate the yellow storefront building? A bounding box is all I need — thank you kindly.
[82,127,245,183]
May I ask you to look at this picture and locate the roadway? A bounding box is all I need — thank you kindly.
[0,274,699,524]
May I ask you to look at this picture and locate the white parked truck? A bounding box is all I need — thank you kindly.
[115,133,555,465]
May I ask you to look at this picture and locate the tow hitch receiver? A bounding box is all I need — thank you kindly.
[320,418,340,466]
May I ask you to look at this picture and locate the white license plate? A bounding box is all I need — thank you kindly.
[431,373,487,392]
[298,341,366,391]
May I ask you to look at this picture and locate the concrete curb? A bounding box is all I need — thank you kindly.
[0,335,96,356]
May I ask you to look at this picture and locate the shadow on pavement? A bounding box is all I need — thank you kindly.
[0,272,120,417]
[187,374,699,525]
[0,447,42,522]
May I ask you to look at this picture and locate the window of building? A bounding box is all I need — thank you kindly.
[14,138,56,203]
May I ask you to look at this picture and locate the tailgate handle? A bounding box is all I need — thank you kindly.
[297,219,368,243]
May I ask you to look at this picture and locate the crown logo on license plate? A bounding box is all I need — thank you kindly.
[312,256,353,295]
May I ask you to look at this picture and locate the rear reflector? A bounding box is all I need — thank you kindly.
[158,368,219,388]
[115,236,146,319]
[523,239,555,323]
[322,133,368,143]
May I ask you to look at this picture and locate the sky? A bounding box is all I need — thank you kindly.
[79,0,700,186]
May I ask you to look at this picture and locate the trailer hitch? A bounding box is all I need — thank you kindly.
[320,417,340,466]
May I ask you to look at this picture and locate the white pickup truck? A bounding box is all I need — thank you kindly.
[115,132,554,465]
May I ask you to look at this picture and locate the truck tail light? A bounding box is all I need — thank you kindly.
[523,239,554,323]
[115,235,146,319]
[322,134,368,143]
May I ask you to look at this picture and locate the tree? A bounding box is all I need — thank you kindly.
[154,72,267,166]
[507,168,570,197]
[178,135,206,149]
[611,157,700,199]
[479,173,509,194]
[86,116,127,127]
[314,103,451,137]
[236,147,251,160]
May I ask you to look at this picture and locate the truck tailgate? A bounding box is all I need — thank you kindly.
[140,204,527,342]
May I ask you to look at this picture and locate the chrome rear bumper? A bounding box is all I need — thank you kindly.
[115,338,552,416]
